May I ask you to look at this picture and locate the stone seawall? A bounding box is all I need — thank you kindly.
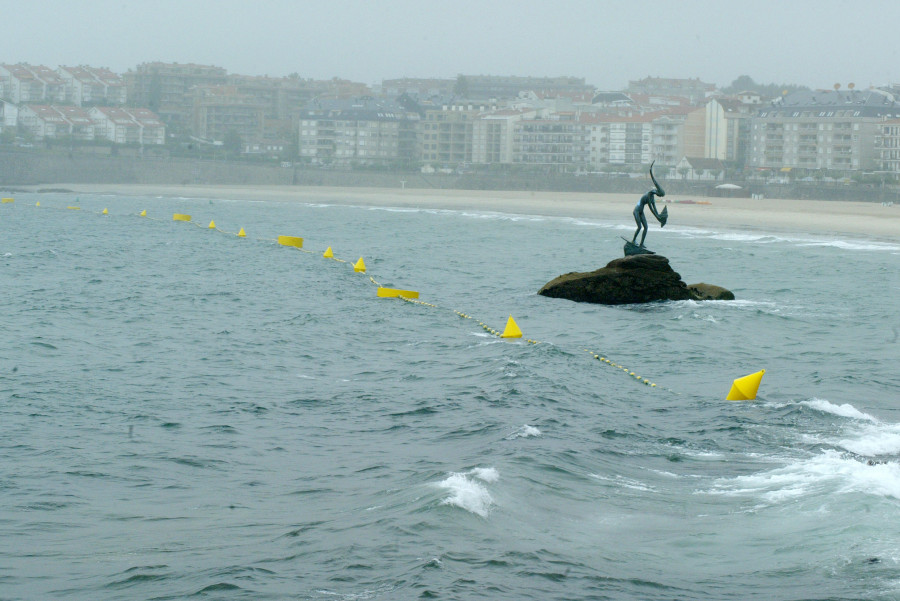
[1,149,894,203]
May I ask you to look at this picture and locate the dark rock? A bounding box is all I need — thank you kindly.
[538,254,690,304]
[538,255,733,305]
[687,283,735,301]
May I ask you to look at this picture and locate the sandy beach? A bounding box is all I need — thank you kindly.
[28,183,900,240]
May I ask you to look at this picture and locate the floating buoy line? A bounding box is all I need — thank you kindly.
[5,198,764,398]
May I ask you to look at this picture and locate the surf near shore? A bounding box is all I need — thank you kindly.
[28,183,900,240]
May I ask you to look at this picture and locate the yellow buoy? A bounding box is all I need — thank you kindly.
[726,369,766,401]
[102,208,108,214]
[173,213,191,222]
[323,247,334,258]
[35,201,40,206]
[140,210,147,217]
[277,235,304,248]
[353,257,366,273]
[237,227,246,237]
[500,315,523,339]
[208,220,216,229]
[377,287,419,299]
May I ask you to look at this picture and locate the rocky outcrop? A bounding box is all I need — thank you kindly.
[538,254,733,305]
[687,282,735,301]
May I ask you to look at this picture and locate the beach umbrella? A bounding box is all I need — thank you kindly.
[715,183,742,190]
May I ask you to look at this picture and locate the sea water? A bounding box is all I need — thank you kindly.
[1,191,899,600]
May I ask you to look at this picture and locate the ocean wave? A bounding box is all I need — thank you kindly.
[663,226,898,253]
[507,424,542,439]
[457,210,548,223]
[837,423,900,457]
[795,239,900,252]
[436,468,498,517]
[802,398,878,422]
[706,449,900,504]
[798,399,900,456]
[590,473,656,492]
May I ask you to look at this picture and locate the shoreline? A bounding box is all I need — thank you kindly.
[18,183,900,240]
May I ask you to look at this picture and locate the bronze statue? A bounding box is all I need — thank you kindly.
[631,161,668,248]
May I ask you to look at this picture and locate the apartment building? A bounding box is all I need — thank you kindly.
[0,63,66,104]
[18,105,95,141]
[704,97,756,164]
[419,103,487,166]
[514,114,590,170]
[584,113,655,168]
[458,75,590,101]
[749,89,900,172]
[89,107,165,145]
[299,98,419,166]
[627,76,716,102]
[650,113,686,168]
[471,109,535,164]
[124,62,227,132]
[878,118,900,175]
[0,100,17,134]
[58,66,126,106]
[226,74,318,121]
[380,78,456,98]
[191,85,266,144]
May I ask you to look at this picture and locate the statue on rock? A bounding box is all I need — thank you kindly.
[625,161,668,256]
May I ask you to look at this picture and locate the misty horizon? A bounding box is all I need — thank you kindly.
[4,0,899,92]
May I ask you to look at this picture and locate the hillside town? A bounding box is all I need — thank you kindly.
[2,61,900,184]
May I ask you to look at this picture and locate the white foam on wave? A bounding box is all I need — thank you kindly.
[706,449,900,503]
[661,224,899,253]
[457,210,547,223]
[796,239,900,252]
[707,232,781,244]
[507,424,542,439]
[799,398,900,456]
[470,467,499,483]
[672,299,782,312]
[436,468,499,517]
[802,398,878,422]
[838,424,900,456]
[590,473,656,492]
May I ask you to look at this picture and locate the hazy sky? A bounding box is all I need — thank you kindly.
[4,0,897,91]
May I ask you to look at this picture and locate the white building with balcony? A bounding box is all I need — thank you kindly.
[749,89,900,172]
[18,105,95,141]
[0,63,66,104]
[89,107,165,144]
[58,65,126,106]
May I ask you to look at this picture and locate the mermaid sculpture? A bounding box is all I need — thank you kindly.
[628,161,668,253]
